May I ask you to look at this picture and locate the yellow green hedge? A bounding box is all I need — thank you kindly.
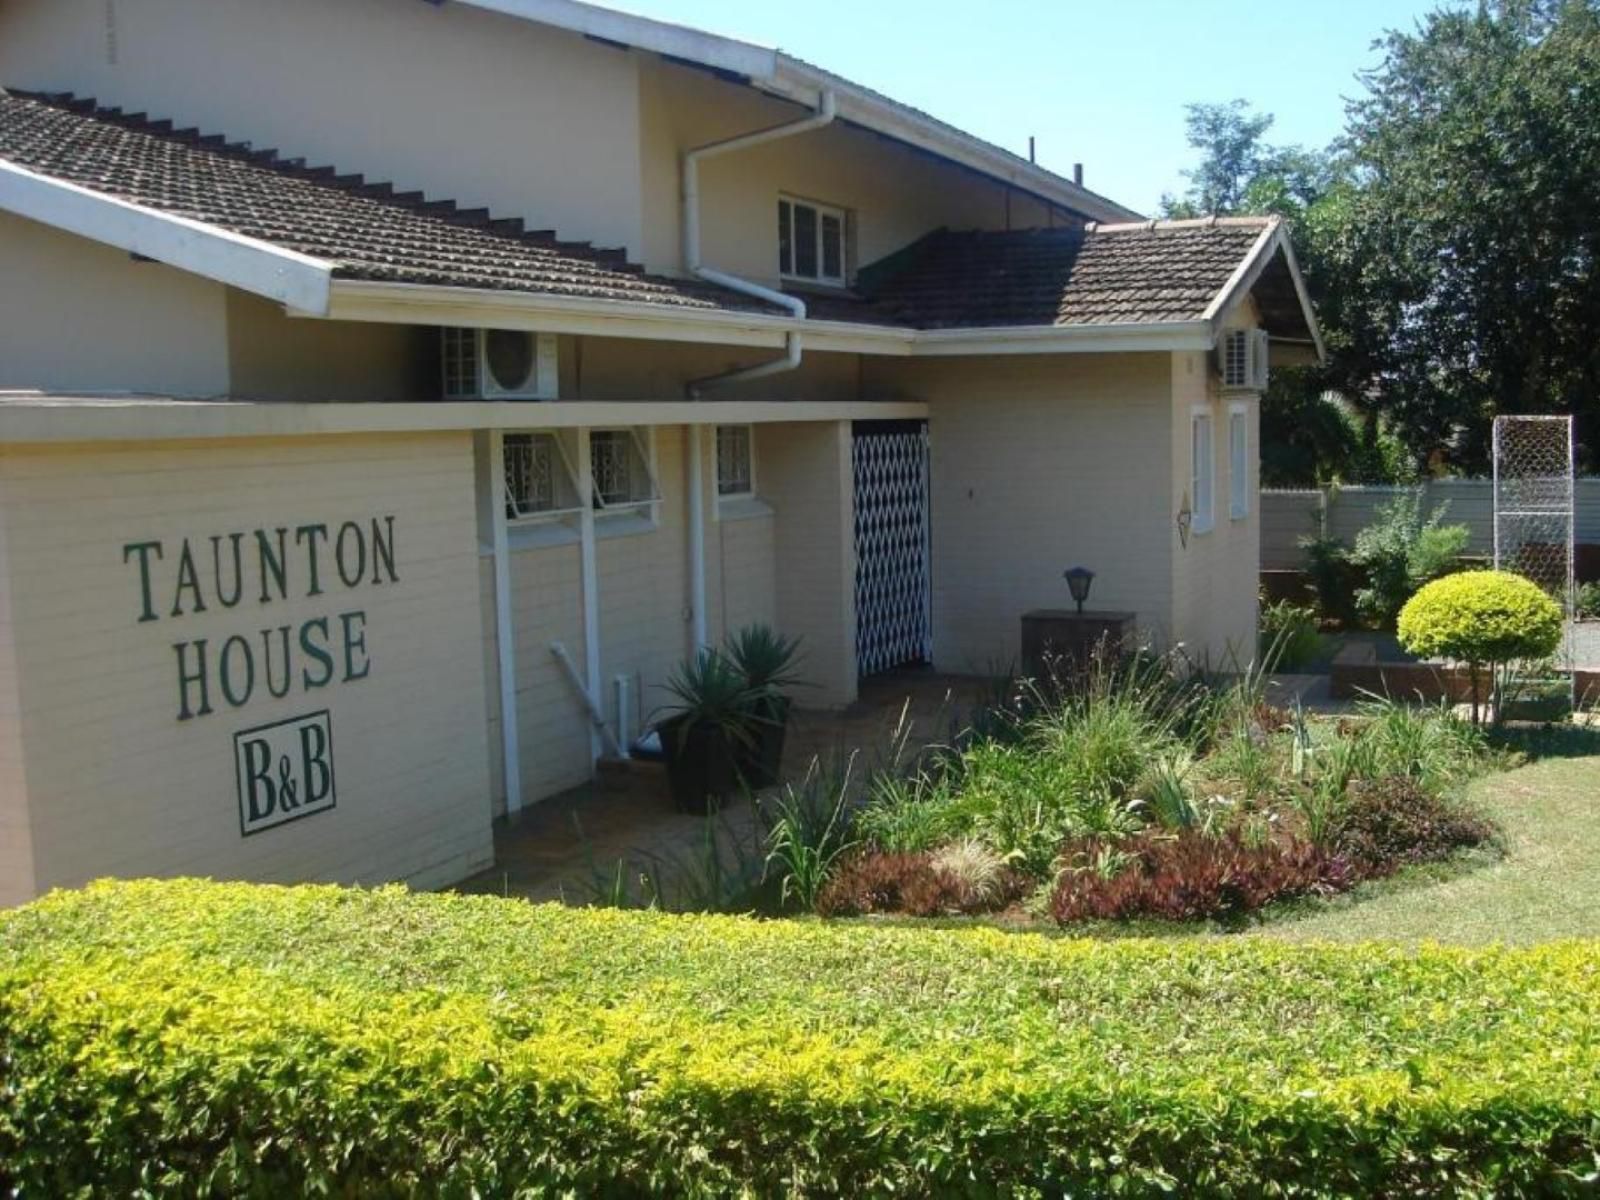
[3,880,1599,1196]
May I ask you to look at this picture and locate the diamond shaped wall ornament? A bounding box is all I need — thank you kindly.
[1177,491,1194,550]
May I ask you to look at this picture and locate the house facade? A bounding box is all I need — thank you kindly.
[0,0,1322,906]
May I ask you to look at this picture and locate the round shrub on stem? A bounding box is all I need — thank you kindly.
[1397,570,1563,722]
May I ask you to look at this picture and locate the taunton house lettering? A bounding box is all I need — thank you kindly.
[121,516,398,720]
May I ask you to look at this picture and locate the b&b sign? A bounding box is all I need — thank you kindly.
[234,711,336,835]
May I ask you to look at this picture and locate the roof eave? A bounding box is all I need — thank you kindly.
[1201,219,1326,363]
[328,280,1216,355]
[765,60,1144,224]
[0,158,333,314]
[447,0,1143,224]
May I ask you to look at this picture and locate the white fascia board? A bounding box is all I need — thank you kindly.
[328,281,1213,357]
[766,62,1145,224]
[1201,221,1327,363]
[0,159,333,314]
[325,279,796,349]
[451,0,777,78]
[0,396,929,443]
[912,321,1215,356]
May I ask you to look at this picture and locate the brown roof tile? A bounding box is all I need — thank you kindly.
[852,221,1275,328]
[0,89,774,314]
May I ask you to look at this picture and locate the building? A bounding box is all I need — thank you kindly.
[0,0,1324,906]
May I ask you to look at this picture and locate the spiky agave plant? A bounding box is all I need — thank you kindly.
[659,648,761,751]
[725,625,805,697]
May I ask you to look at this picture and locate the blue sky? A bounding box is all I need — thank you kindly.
[617,0,1449,214]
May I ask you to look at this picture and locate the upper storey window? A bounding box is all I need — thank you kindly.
[779,195,846,286]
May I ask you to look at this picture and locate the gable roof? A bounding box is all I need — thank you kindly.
[0,89,773,317]
[0,89,1321,355]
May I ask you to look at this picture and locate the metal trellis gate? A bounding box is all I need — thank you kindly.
[853,420,932,677]
[1492,414,1577,704]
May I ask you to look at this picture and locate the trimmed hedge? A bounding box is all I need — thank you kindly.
[1398,569,1564,665]
[3,881,1600,1196]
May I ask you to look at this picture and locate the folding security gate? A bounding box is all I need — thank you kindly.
[852,420,933,676]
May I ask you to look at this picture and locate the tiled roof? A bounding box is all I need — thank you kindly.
[852,220,1275,328]
[0,89,773,314]
[0,89,1290,335]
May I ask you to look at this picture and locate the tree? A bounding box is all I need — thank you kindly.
[1161,100,1277,218]
[1341,0,1600,472]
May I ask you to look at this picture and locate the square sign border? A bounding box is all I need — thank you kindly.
[233,708,337,838]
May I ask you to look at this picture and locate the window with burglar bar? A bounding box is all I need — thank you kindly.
[716,425,753,497]
[589,428,660,512]
[503,432,579,521]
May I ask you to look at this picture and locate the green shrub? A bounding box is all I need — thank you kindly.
[7,880,1599,1196]
[1578,581,1600,621]
[1299,533,1355,623]
[1259,598,1323,670]
[1397,570,1565,722]
[1349,494,1470,628]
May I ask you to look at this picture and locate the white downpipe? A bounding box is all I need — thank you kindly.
[682,92,836,397]
[576,427,604,763]
[488,431,523,814]
[550,642,624,759]
[687,423,710,653]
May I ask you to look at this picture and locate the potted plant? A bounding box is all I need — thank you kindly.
[726,625,804,789]
[656,648,761,813]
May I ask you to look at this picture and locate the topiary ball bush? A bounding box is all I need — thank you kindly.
[1397,569,1563,666]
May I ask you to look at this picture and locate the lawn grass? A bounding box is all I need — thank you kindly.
[1257,728,1600,945]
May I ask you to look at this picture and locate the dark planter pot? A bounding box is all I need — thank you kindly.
[738,695,791,790]
[658,714,746,815]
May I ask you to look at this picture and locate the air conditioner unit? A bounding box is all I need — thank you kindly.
[1216,328,1271,391]
[441,328,559,400]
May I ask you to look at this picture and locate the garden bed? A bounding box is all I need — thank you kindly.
[4,879,1600,1195]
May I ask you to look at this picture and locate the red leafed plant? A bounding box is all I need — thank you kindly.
[1051,829,1352,925]
[816,850,1028,918]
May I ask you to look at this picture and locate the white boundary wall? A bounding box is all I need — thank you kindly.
[1262,480,1600,569]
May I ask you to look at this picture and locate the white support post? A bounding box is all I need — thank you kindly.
[687,423,709,653]
[487,431,523,814]
[576,427,604,763]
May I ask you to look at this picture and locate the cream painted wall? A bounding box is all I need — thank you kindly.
[226,293,436,404]
[1168,338,1262,667]
[0,211,229,397]
[868,353,1176,673]
[0,0,646,257]
[757,421,857,707]
[638,57,1077,281]
[565,335,863,403]
[0,432,494,903]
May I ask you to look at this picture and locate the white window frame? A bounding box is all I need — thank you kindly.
[779,194,847,287]
[503,430,583,525]
[590,426,662,535]
[1229,403,1250,521]
[1191,407,1215,536]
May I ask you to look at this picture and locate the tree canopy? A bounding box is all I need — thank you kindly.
[1171,0,1600,481]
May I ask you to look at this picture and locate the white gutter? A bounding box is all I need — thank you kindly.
[0,159,333,314]
[681,92,837,396]
[485,432,523,813]
[575,427,604,763]
[686,424,709,653]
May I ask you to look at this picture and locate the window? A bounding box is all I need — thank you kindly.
[503,432,580,522]
[1229,405,1250,520]
[716,425,754,498]
[778,196,846,286]
[589,428,661,514]
[1191,410,1214,535]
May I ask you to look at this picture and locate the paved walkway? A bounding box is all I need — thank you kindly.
[456,670,991,904]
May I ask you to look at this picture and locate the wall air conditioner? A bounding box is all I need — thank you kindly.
[1216,328,1271,392]
[441,328,559,400]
